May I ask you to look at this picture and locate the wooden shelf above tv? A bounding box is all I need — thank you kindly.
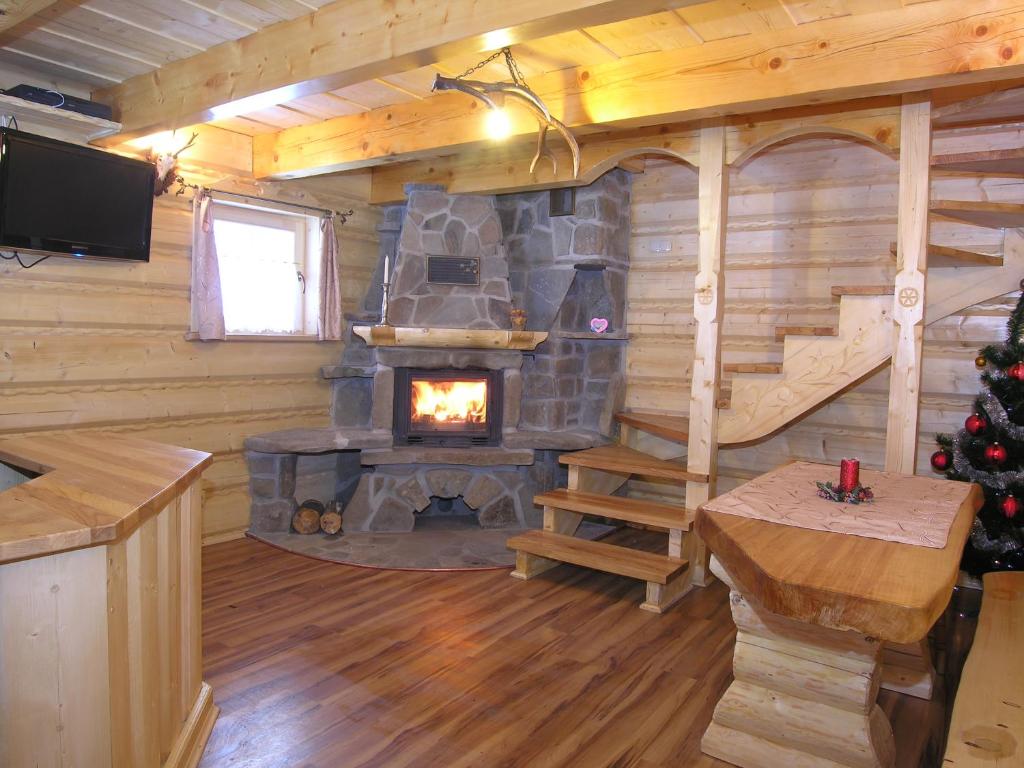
[0,93,122,144]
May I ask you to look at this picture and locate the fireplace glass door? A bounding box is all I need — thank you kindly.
[394,368,502,447]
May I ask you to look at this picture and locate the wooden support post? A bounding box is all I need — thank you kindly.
[702,557,896,768]
[881,108,944,718]
[885,94,932,473]
[680,121,728,587]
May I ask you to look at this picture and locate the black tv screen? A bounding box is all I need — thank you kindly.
[0,128,154,262]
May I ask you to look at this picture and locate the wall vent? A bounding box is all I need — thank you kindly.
[427,255,480,285]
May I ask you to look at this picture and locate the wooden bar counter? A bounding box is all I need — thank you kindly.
[695,463,982,768]
[0,433,216,768]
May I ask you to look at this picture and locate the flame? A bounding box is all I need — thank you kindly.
[411,379,487,425]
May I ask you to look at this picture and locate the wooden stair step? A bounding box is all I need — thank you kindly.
[534,488,695,530]
[932,85,1024,129]
[723,362,783,375]
[774,326,838,343]
[888,241,1003,268]
[830,285,894,297]
[614,411,689,443]
[506,529,689,584]
[559,445,708,483]
[931,200,1024,229]
[932,147,1024,176]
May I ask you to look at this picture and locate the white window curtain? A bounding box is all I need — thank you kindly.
[190,189,226,341]
[318,214,343,341]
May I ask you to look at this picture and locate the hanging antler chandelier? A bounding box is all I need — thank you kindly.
[432,47,580,179]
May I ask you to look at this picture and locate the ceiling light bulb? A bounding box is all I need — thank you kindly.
[485,107,511,140]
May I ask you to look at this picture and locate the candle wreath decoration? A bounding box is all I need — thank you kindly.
[816,458,875,504]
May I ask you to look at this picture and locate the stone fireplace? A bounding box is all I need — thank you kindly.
[244,171,633,545]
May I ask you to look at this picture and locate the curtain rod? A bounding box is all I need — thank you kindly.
[174,176,353,224]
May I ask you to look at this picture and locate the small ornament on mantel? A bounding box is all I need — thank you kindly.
[590,317,609,334]
[816,458,874,504]
[976,355,988,369]
[511,308,527,331]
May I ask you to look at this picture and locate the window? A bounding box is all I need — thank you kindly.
[213,202,321,335]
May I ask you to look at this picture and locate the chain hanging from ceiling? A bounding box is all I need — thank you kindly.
[432,47,580,179]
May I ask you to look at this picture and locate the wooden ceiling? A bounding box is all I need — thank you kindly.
[0,0,928,137]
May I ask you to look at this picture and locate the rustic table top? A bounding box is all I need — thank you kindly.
[695,462,983,643]
[0,433,210,564]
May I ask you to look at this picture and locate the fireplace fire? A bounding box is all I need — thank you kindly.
[394,368,502,447]
[411,379,487,427]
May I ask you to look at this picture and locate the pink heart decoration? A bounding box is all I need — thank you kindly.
[590,317,609,334]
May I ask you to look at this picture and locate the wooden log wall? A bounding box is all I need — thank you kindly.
[0,171,380,543]
[627,123,1024,501]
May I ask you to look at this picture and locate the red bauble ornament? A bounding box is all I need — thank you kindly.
[1001,494,1021,519]
[930,449,952,472]
[985,442,1008,465]
[966,413,989,435]
[1009,363,1024,381]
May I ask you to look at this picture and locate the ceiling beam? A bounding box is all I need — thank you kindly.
[90,0,710,142]
[0,1,58,33]
[368,97,903,202]
[254,0,1024,180]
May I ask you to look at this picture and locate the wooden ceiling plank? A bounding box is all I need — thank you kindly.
[14,27,154,79]
[778,0,852,25]
[76,0,242,50]
[182,0,305,29]
[91,0,712,141]
[0,1,58,34]
[253,0,1024,180]
[582,12,703,57]
[0,41,121,84]
[26,5,205,65]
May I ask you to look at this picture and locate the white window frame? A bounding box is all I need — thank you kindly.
[213,200,322,338]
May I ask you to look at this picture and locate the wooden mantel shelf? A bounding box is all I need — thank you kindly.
[353,325,548,350]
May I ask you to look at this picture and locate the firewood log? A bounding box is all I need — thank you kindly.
[320,511,342,535]
[320,500,343,535]
[292,506,321,534]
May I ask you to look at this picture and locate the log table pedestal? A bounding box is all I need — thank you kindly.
[695,463,982,768]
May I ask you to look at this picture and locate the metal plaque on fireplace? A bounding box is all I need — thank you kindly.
[427,255,480,285]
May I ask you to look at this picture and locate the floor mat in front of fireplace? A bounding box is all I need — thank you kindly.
[247,518,615,571]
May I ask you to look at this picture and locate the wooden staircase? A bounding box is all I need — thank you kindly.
[713,153,1024,444]
[510,97,1024,611]
[508,427,699,613]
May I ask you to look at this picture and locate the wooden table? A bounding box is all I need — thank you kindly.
[0,433,216,768]
[695,462,982,768]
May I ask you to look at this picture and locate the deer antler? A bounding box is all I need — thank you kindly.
[173,131,199,159]
[432,74,579,179]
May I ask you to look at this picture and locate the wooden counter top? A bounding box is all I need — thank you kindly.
[0,433,211,564]
[696,469,982,644]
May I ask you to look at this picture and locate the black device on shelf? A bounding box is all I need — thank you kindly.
[3,85,114,121]
[0,128,154,262]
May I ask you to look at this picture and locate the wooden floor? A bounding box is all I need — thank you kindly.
[199,529,943,768]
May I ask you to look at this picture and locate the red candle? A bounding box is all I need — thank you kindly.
[839,458,860,493]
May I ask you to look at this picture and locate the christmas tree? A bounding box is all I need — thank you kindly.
[932,281,1024,574]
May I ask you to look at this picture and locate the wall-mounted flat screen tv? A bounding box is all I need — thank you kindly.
[0,128,154,262]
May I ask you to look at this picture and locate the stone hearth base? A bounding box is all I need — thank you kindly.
[344,462,550,531]
[248,520,614,571]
